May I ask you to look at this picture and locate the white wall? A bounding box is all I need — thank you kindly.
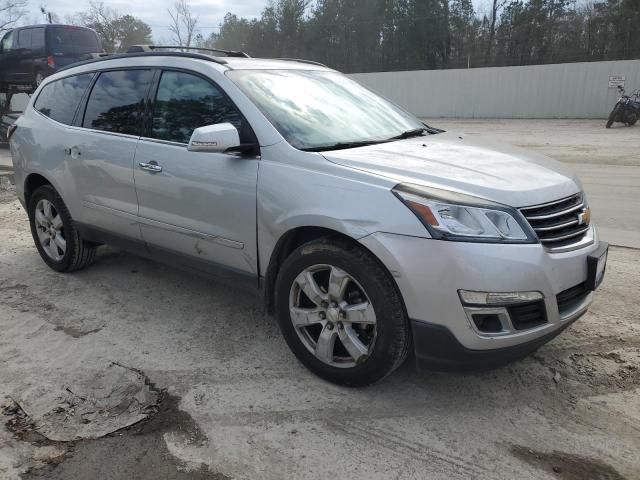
[349,60,640,119]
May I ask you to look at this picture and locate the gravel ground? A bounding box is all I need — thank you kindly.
[0,177,639,479]
[1,118,640,480]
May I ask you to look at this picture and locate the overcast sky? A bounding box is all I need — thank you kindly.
[29,0,490,42]
[29,0,268,41]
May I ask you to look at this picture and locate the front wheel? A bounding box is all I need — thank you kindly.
[275,238,411,386]
[606,105,621,128]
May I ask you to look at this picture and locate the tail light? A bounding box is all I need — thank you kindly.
[47,55,55,69]
[7,124,17,141]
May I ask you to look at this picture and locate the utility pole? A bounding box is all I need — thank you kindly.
[40,7,53,24]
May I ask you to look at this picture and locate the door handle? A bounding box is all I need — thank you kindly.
[138,161,163,173]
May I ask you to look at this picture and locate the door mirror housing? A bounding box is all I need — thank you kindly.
[188,123,256,154]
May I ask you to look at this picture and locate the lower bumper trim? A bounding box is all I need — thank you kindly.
[411,315,583,372]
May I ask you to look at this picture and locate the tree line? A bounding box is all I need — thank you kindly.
[1,0,638,72]
[208,0,639,72]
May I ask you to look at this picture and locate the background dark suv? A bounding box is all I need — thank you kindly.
[0,24,101,94]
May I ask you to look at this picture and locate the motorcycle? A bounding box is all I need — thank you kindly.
[606,85,640,128]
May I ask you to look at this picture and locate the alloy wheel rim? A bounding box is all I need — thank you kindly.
[34,199,66,261]
[289,264,377,368]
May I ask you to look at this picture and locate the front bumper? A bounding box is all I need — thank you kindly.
[359,226,603,367]
[409,314,583,371]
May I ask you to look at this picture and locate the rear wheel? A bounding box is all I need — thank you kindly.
[275,238,411,386]
[28,185,97,272]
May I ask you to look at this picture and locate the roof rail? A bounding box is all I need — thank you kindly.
[127,45,250,58]
[56,51,229,73]
[278,58,327,67]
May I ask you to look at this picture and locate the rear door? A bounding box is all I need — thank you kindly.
[14,28,33,83]
[66,68,154,240]
[30,27,47,84]
[133,69,260,278]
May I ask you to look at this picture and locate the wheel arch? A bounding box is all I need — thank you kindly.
[24,172,56,206]
[262,226,401,315]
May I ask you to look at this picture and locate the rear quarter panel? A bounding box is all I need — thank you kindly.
[11,107,81,217]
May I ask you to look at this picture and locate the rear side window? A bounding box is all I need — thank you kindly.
[48,27,100,55]
[34,73,94,125]
[151,71,243,144]
[31,28,45,50]
[83,69,153,136]
[17,29,32,49]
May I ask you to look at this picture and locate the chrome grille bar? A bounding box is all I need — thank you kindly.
[523,202,585,221]
[519,193,589,249]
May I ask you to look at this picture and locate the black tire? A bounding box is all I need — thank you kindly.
[606,105,620,128]
[33,70,44,91]
[275,237,411,386]
[28,185,97,272]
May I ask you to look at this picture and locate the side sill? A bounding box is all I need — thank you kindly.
[75,222,260,293]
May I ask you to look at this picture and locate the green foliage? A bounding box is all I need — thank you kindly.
[208,0,638,72]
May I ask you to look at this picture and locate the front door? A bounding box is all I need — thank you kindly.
[68,68,155,240]
[133,70,260,277]
[0,30,18,84]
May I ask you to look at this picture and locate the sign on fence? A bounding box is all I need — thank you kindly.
[608,75,625,88]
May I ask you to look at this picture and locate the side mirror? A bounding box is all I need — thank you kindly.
[188,123,252,154]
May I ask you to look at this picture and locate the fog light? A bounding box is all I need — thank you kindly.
[459,290,544,305]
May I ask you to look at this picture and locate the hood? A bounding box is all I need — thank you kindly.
[320,132,581,208]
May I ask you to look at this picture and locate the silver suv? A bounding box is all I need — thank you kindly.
[8,48,608,386]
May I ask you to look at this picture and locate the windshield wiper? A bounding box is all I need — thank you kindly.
[300,140,389,152]
[388,128,428,140]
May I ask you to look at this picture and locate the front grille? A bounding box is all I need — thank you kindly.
[520,194,590,249]
[557,282,589,314]
[507,301,547,331]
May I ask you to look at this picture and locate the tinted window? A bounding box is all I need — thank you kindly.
[34,73,94,125]
[17,29,31,49]
[2,31,14,51]
[31,28,45,50]
[48,28,100,55]
[83,70,153,135]
[152,71,243,144]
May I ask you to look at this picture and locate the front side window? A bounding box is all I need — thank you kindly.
[227,69,424,151]
[83,69,153,135]
[34,73,94,125]
[151,71,243,144]
[1,31,14,52]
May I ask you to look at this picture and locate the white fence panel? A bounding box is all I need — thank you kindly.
[349,60,640,118]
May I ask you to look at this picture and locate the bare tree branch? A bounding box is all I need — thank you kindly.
[168,0,199,48]
[0,0,28,33]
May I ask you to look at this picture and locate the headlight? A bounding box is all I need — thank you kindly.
[392,183,536,243]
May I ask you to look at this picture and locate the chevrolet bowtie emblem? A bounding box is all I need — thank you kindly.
[578,207,591,226]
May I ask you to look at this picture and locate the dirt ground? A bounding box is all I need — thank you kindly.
[1,119,640,480]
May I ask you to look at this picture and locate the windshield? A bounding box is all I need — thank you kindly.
[227,69,424,151]
[48,27,100,55]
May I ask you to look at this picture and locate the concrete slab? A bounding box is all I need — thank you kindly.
[0,177,639,479]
